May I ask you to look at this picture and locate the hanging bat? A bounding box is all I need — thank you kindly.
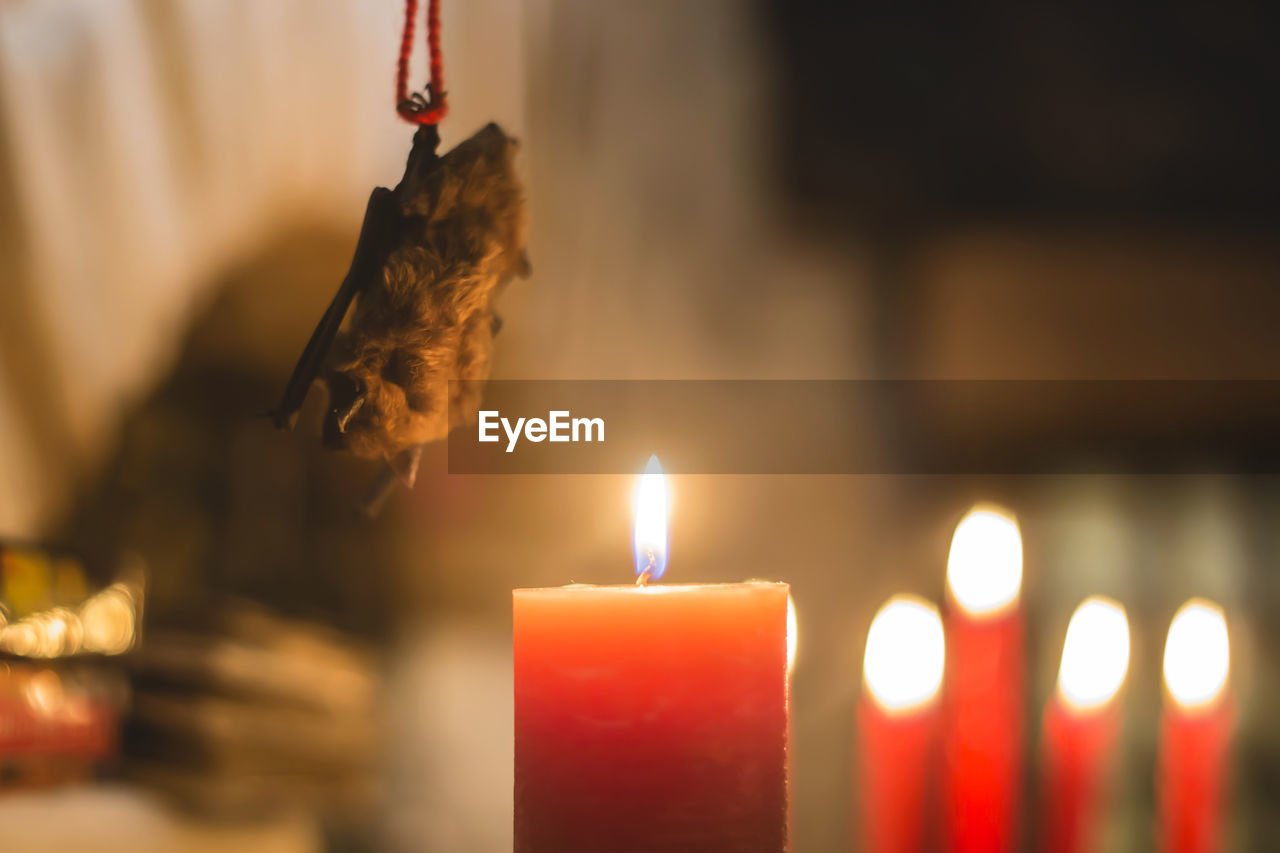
[272,122,529,496]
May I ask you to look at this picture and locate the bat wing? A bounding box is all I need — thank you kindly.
[273,187,397,430]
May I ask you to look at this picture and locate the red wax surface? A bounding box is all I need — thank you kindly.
[1040,698,1119,853]
[943,608,1024,853]
[1158,699,1232,853]
[514,582,790,853]
[858,698,938,853]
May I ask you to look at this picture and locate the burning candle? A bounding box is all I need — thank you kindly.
[858,595,946,853]
[1158,599,1232,853]
[942,505,1024,853]
[1041,596,1131,853]
[513,457,789,852]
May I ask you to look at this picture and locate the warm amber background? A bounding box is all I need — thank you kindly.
[2,2,1278,851]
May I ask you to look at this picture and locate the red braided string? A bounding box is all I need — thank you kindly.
[396,0,447,125]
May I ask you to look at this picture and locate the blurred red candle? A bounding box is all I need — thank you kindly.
[513,457,790,852]
[1041,596,1131,853]
[858,595,946,853]
[1158,599,1232,853]
[942,506,1024,853]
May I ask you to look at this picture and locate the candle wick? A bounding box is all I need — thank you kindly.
[636,550,657,586]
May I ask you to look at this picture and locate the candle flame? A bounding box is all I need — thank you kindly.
[863,595,946,713]
[946,505,1023,617]
[632,455,669,581]
[1163,598,1230,710]
[1057,596,1130,711]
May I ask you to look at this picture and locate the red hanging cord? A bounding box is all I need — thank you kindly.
[396,0,447,125]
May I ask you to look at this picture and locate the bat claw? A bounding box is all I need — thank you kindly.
[334,395,365,433]
[356,445,424,517]
[269,409,300,431]
[391,445,423,489]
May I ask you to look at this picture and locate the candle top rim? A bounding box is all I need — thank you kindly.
[515,581,789,596]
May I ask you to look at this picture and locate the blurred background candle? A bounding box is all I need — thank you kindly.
[1041,597,1131,853]
[943,506,1025,853]
[858,595,947,853]
[513,458,790,852]
[1159,599,1232,853]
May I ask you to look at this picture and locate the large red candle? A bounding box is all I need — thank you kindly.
[858,595,946,853]
[513,457,790,852]
[1041,597,1130,853]
[942,506,1024,853]
[1158,599,1232,853]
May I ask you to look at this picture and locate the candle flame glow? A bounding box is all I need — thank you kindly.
[1163,599,1230,710]
[632,455,669,581]
[946,505,1023,617]
[1057,596,1130,711]
[786,594,798,675]
[81,584,137,655]
[863,595,946,713]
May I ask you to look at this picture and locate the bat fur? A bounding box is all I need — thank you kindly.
[276,122,529,487]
